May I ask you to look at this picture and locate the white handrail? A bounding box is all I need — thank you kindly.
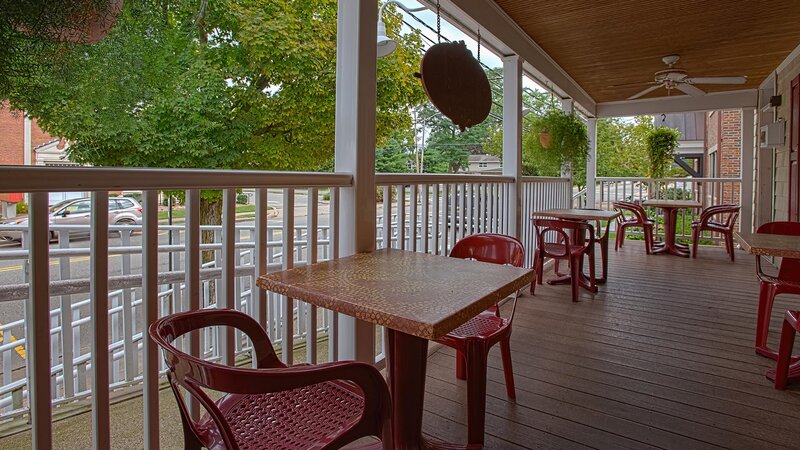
[0,166,353,192]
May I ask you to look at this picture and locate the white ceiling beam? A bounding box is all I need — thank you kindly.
[418,0,597,116]
[596,89,758,118]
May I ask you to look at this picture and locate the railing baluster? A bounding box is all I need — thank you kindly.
[307,188,318,364]
[58,231,74,400]
[448,184,456,253]
[142,190,160,450]
[120,230,136,381]
[398,185,406,250]
[185,189,201,419]
[382,186,390,249]
[330,187,339,362]
[421,184,430,253]
[90,191,110,449]
[28,192,52,450]
[410,184,418,252]
[220,189,236,366]
[432,184,440,255]
[282,189,295,365]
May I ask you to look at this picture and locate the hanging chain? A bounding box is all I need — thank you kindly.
[436,0,441,43]
[477,28,481,63]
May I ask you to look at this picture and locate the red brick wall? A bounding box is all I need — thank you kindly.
[0,103,55,166]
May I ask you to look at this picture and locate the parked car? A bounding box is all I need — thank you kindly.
[0,197,143,241]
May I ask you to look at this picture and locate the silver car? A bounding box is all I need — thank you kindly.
[0,196,143,241]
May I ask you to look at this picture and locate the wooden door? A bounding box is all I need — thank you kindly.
[789,75,800,221]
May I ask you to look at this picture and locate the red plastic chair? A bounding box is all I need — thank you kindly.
[532,219,596,302]
[771,310,800,389]
[691,204,740,261]
[437,233,524,446]
[149,309,392,450]
[754,221,800,360]
[613,201,655,254]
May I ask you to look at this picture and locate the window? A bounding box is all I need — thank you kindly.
[116,199,135,209]
[63,201,90,214]
[478,162,488,168]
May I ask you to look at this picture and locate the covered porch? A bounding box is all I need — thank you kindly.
[0,0,799,449]
[2,243,798,449]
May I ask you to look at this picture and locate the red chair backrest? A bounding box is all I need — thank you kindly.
[450,233,524,267]
[149,309,285,449]
[532,218,595,257]
[757,221,800,280]
[613,201,647,224]
[700,204,740,228]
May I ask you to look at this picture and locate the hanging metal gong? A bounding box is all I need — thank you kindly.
[417,41,492,132]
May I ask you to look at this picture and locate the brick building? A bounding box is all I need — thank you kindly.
[0,103,69,217]
[705,109,742,206]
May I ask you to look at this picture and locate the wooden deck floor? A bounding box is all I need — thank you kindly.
[421,242,800,449]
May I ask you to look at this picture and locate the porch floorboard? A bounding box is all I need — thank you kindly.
[2,242,799,449]
[422,242,800,449]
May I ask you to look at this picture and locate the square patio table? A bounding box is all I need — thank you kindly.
[641,199,702,257]
[257,248,534,449]
[530,208,621,287]
[735,231,800,364]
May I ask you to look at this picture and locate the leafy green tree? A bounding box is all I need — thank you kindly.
[596,116,652,177]
[1,0,426,221]
[376,128,413,173]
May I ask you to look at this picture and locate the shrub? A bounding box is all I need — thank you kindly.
[16,202,28,215]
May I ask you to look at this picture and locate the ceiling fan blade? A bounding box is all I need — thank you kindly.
[608,81,657,88]
[627,84,662,100]
[685,76,747,85]
[676,83,706,96]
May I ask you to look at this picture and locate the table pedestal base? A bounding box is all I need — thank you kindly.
[387,329,483,450]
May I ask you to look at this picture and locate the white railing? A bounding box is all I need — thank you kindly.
[0,166,574,447]
[0,166,351,448]
[521,177,572,267]
[595,177,742,241]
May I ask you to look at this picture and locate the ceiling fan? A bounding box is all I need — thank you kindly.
[616,55,747,100]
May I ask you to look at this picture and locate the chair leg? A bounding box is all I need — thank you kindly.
[618,226,626,249]
[499,336,516,399]
[726,232,735,262]
[615,226,622,251]
[691,228,699,258]
[456,350,467,380]
[465,341,489,446]
[643,225,653,255]
[775,318,797,390]
[756,283,778,351]
[588,251,596,288]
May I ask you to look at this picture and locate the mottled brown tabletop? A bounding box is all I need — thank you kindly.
[256,248,534,340]
[735,231,800,258]
[531,208,621,221]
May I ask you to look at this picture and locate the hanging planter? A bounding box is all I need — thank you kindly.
[531,109,589,166]
[538,128,552,148]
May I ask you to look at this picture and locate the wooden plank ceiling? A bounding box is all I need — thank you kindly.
[493,0,800,103]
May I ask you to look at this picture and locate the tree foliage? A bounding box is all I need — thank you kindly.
[1,0,426,172]
[596,116,652,177]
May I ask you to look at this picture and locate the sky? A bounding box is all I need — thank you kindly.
[391,1,546,93]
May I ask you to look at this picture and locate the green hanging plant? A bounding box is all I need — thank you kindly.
[531,109,589,167]
[645,127,681,179]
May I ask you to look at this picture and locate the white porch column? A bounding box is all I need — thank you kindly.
[560,99,573,180]
[24,114,32,165]
[741,108,756,234]
[334,0,377,363]
[586,117,597,208]
[502,55,523,238]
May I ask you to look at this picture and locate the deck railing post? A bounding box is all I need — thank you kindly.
[503,55,523,238]
[586,117,597,208]
[741,107,755,234]
[27,192,51,450]
[333,0,378,363]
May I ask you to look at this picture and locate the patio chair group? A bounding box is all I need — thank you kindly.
[150,233,525,449]
[613,200,740,261]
